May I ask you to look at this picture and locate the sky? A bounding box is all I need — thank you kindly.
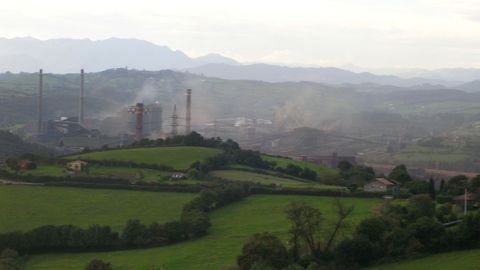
[2,0,480,69]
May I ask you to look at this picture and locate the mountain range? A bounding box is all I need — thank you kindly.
[0,37,239,73]
[0,37,479,89]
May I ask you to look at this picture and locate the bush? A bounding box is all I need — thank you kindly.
[335,237,375,268]
[121,220,149,247]
[436,194,454,204]
[0,248,18,258]
[405,180,429,194]
[388,164,412,183]
[85,259,112,270]
[282,264,305,270]
[237,233,291,270]
[435,203,457,223]
[355,217,390,243]
[406,217,446,252]
[180,210,211,238]
[454,212,480,249]
[407,194,435,220]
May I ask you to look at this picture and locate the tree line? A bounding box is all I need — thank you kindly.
[235,194,480,270]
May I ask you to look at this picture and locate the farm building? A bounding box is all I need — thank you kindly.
[171,173,187,180]
[454,192,478,209]
[66,160,88,172]
[364,178,399,194]
[17,159,33,170]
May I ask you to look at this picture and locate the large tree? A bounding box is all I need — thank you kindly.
[285,200,353,260]
[285,202,323,259]
[388,164,412,183]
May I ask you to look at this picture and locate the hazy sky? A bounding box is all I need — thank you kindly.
[2,0,480,69]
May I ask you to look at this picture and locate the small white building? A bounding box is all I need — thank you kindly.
[66,160,88,172]
[170,173,187,180]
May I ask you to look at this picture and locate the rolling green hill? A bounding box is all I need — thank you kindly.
[12,164,173,182]
[211,170,344,190]
[366,249,480,270]
[0,185,195,233]
[25,195,380,270]
[65,146,222,170]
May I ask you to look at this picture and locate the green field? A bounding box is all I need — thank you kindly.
[394,145,472,163]
[88,165,171,182]
[15,164,65,177]
[25,195,380,270]
[13,164,171,182]
[65,146,222,170]
[366,249,480,270]
[0,185,195,233]
[263,155,339,180]
[212,170,344,190]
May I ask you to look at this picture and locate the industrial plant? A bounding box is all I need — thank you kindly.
[33,69,199,152]
[28,68,362,167]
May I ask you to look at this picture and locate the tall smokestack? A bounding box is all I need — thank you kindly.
[185,89,191,134]
[171,104,179,136]
[79,69,85,125]
[37,69,43,134]
[135,103,145,141]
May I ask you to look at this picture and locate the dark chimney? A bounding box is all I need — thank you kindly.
[185,89,191,134]
[79,69,85,125]
[171,104,179,136]
[37,69,43,134]
[135,103,145,141]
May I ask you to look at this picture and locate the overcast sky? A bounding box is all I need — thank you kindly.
[2,0,480,69]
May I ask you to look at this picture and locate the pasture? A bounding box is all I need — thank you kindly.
[25,195,380,270]
[366,249,480,270]
[0,185,195,233]
[211,170,344,190]
[65,146,222,170]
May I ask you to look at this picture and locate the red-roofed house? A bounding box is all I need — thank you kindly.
[454,192,478,209]
[16,159,32,170]
[364,178,399,194]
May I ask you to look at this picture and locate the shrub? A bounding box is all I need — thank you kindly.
[85,259,112,270]
[0,248,18,258]
[407,194,435,220]
[436,194,453,204]
[237,233,291,270]
[335,237,375,268]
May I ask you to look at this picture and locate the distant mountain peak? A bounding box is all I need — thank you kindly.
[0,37,240,73]
[194,53,239,66]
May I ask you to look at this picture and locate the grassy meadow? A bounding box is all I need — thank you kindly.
[0,185,195,233]
[25,195,380,270]
[65,146,222,170]
[211,170,344,190]
[366,249,480,270]
[394,145,472,163]
[12,164,171,182]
